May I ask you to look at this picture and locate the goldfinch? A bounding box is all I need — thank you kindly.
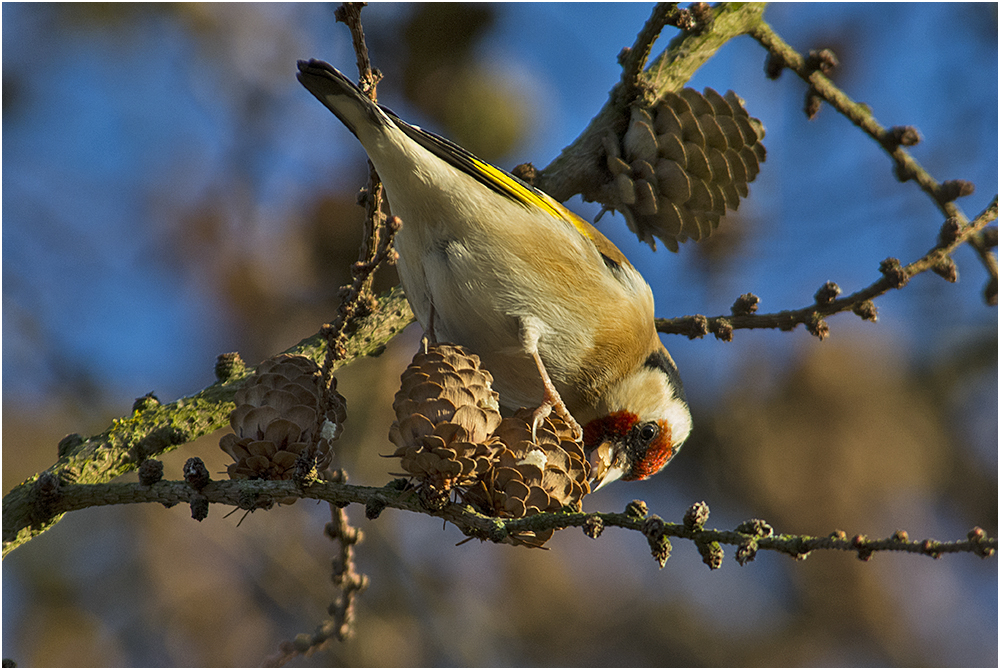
[297,59,691,490]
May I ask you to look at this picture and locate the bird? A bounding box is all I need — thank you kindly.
[296,59,691,490]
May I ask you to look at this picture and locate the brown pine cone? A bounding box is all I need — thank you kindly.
[465,409,591,548]
[388,343,503,508]
[604,88,766,251]
[220,354,345,502]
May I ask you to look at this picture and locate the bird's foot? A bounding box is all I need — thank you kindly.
[530,359,583,443]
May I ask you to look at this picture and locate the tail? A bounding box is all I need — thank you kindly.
[296,59,392,140]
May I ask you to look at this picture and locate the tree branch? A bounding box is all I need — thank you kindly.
[1,285,415,558]
[748,17,998,291]
[11,476,996,569]
[656,197,998,339]
[615,2,678,99]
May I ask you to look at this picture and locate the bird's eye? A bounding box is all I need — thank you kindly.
[638,422,659,444]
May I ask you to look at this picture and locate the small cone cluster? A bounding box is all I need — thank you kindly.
[466,409,591,547]
[389,343,591,546]
[604,88,766,251]
[220,354,345,501]
[388,343,503,509]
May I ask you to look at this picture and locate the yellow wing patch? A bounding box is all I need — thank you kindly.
[394,112,632,270]
[468,156,632,269]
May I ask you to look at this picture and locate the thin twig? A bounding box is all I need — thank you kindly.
[616,3,679,101]
[748,18,997,288]
[264,472,368,667]
[275,4,389,662]
[656,197,998,339]
[334,2,380,95]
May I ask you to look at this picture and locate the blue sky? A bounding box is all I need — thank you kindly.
[3,3,996,407]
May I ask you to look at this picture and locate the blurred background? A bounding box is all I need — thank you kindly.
[3,3,997,666]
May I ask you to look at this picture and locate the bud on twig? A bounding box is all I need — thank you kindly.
[887,125,921,147]
[711,318,734,342]
[697,540,724,570]
[931,256,958,283]
[806,48,839,74]
[138,459,164,486]
[683,501,710,530]
[984,277,998,306]
[879,257,909,289]
[735,519,774,537]
[686,315,710,340]
[214,352,245,382]
[731,293,760,316]
[183,457,211,491]
[939,179,975,202]
[805,86,823,120]
[736,539,758,566]
[190,494,209,521]
[814,281,841,305]
[806,314,830,340]
[983,226,998,248]
[938,217,962,246]
[365,495,386,520]
[764,52,785,79]
[852,300,878,322]
[583,515,605,539]
[625,499,648,519]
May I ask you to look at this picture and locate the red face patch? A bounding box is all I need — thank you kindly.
[627,421,673,481]
[583,413,675,481]
[583,411,639,447]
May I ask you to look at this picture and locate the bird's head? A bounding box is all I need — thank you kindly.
[583,347,691,491]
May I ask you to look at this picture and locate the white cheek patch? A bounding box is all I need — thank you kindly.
[663,401,692,446]
[606,366,692,447]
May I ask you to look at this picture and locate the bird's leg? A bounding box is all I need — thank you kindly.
[421,302,438,353]
[529,349,584,442]
[521,319,583,442]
